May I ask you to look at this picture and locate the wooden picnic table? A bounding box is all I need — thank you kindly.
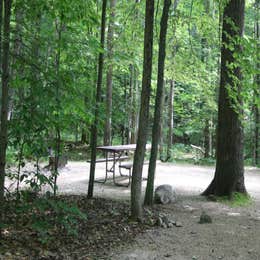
[95,144,150,186]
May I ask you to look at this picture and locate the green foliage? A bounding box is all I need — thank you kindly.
[14,196,87,244]
[5,0,256,166]
[65,144,89,161]
[160,143,216,166]
[217,192,253,207]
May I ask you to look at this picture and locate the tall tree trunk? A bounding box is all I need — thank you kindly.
[0,0,12,236]
[124,76,130,144]
[53,16,63,196]
[29,6,41,119]
[0,0,3,72]
[12,9,24,199]
[9,7,24,121]
[144,0,171,206]
[130,69,139,144]
[254,0,260,166]
[104,0,116,146]
[88,0,107,198]
[202,0,246,197]
[166,79,174,160]
[202,0,211,158]
[131,0,154,220]
[204,119,210,157]
[159,80,166,160]
[129,0,141,144]
[75,124,78,142]
[129,64,134,143]
[81,127,87,144]
[0,0,3,106]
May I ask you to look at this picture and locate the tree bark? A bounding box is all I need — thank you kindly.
[104,0,116,146]
[0,0,3,70]
[129,64,135,143]
[0,0,3,103]
[166,79,174,160]
[202,0,246,197]
[88,0,107,198]
[253,0,260,166]
[144,0,171,206]
[53,16,63,196]
[129,1,141,144]
[131,0,154,220]
[201,0,211,158]
[204,119,210,158]
[0,0,12,235]
[81,127,87,144]
[159,81,166,160]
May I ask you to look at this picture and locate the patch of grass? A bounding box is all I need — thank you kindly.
[217,192,252,207]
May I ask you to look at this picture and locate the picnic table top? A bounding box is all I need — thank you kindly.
[97,144,151,152]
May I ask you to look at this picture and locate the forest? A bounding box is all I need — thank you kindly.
[0,0,259,259]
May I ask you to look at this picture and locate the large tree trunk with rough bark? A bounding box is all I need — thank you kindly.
[0,0,12,236]
[0,0,3,102]
[202,0,246,197]
[104,0,116,146]
[88,0,107,198]
[253,0,260,166]
[0,0,3,70]
[131,0,154,220]
[144,0,171,206]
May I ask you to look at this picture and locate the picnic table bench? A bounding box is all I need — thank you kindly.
[119,161,149,186]
[87,156,129,163]
[89,144,150,187]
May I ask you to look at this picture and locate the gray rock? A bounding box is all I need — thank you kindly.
[199,211,212,224]
[156,217,163,227]
[168,223,174,228]
[162,216,170,226]
[175,221,183,227]
[154,185,176,204]
[162,223,168,228]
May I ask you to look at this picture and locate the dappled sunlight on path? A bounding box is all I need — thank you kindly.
[56,161,260,201]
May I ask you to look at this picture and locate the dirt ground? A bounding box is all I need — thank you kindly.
[54,162,260,260]
[110,195,260,260]
[5,161,260,260]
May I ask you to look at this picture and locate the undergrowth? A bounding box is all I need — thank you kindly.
[217,192,252,207]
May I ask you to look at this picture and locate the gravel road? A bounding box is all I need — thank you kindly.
[55,161,260,201]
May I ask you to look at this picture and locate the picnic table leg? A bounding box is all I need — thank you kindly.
[94,152,109,184]
[112,152,130,187]
[112,152,116,183]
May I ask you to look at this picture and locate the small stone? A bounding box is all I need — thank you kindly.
[162,216,169,226]
[168,223,174,228]
[170,220,176,225]
[199,211,212,224]
[183,205,196,212]
[175,221,183,227]
[156,217,163,227]
[162,223,168,228]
